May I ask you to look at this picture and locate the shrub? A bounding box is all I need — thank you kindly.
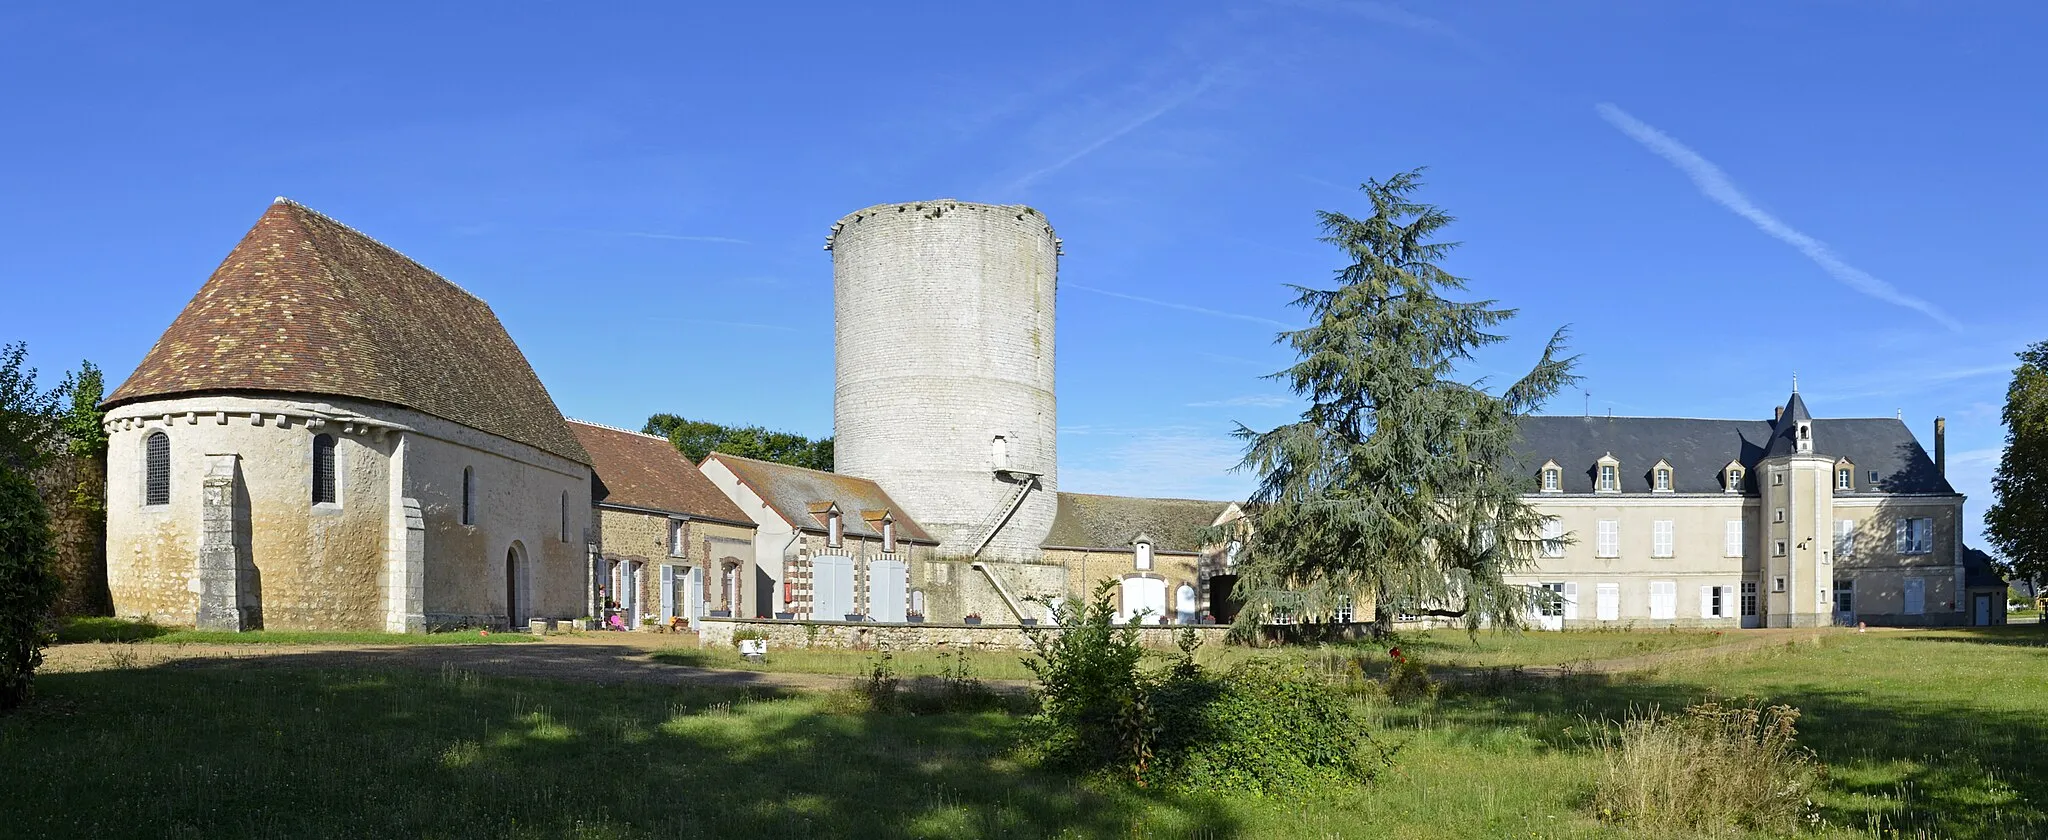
[1026,581,1387,792]
[0,466,60,711]
[1592,700,1825,834]
[901,651,1008,715]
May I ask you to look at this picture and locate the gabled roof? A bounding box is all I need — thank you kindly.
[703,453,936,544]
[1043,492,1240,553]
[1515,413,1954,495]
[1961,546,2009,590]
[106,199,588,464]
[567,420,752,524]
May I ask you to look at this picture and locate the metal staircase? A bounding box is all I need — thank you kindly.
[966,474,1037,558]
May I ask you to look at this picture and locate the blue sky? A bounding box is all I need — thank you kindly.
[3,2,2040,549]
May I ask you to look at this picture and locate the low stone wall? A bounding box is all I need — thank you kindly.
[696,617,1228,652]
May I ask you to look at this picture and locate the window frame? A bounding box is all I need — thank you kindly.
[1653,466,1672,492]
[669,519,686,558]
[1740,581,1759,617]
[143,430,171,507]
[311,433,339,507]
[461,466,476,526]
[826,510,844,549]
[1541,467,1560,492]
[881,518,897,554]
[1897,517,1934,555]
[1836,468,1853,491]
[1726,466,1745,492]
[1597,464,1618,492]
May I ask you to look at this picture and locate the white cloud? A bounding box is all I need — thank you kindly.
[1186,394,1294,408]
[1067,283,1294,329]
[1595,103,1963,333]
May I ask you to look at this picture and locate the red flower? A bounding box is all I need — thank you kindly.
[1388,647,1404,661]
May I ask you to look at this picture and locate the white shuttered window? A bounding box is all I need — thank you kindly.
[1725,520,1744,557]
[1540,518,1565,558]
[1596,520,1619,558]
[1652,520,1674,558]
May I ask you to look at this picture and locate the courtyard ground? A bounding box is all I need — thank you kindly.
[6,624,2043,839]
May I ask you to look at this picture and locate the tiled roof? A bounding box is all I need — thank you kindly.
[568,420,753,524]
[105,199,588,464]
[704,453,936,544]
[1043,492,1239,553]
[1516,405,1954,495]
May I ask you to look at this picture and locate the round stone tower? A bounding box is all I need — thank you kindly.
[827,200,1059,560]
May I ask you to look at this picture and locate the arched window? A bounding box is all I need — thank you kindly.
[311,434,337,505]
[144,431,170,506]
[1134,538,1155,571]
[461,467,476,525]
[910,589,926,617]
[881,517,897,554]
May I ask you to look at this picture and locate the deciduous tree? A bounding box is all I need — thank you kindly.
[1986,341,2048,593]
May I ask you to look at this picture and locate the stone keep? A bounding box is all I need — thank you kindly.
[828,200,1060,560]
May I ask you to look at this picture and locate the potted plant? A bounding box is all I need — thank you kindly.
[906,612,926,624]
[774,611,796,620]
[709,609,732,618]
[844,613,865,622]
[963,613,983,626]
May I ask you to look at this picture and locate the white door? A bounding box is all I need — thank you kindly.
[1975,594,1992,626]
[1741,581,1761,629]
[1532,582,1565,631]
[623,562,643,628]
[868,558,908,622]
[1175,584,1198,624]
[1596,583,1620,621]
[1904,577,1926,616]
[812,555,855,620]
[1649,581,1676,620]
[1119,577,1167,624]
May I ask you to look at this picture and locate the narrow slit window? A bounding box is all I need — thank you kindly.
[462,467,476,526]
[144,431,170,506]
[312,434,337,505]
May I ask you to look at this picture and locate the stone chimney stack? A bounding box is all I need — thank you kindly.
[1935,416,1947,477]
[1774,405,1784,422]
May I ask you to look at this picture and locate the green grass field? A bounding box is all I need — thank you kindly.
[53,616,541,646]
[5,625,2042,838]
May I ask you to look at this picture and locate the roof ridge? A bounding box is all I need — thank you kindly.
[706,450,853,480]
[1058,490,1235,506]
[565,417,672,442]
[1528,414,1905,423]
[273,197,487,305]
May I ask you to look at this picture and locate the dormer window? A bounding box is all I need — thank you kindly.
[1724,463,1745,493]
[827,510,844,548]
[1595,454,1620,493]
[1652,460,1674,493]
[881,516,897,554]
[1539,460,1561,493]
[1835,459,1855,492]
[1133,535,1155,570]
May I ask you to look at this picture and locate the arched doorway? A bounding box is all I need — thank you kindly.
[1208,574,1240,623]
[504,541,530,629]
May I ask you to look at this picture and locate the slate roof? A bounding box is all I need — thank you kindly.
[703,453,936,544]
[1043,492,1240,553]
[106,199,588,464]
[1762,391,1815,459]
[568,421,753,525]
[1961,546,2009,590]
[1516,407,1955,495]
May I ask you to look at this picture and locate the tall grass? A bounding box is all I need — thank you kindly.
[1593,700,1824,835]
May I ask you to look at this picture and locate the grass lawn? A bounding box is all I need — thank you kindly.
[53,616,540,646]
[653,626,1741,682]
[5,624,2042,839]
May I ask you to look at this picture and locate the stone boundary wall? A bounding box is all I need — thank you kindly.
[696,617,1228,652]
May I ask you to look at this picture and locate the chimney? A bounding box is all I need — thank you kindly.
[1935,417,1947,477]
[1774,405,1784,422]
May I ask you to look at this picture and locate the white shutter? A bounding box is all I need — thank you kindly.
[1596,583,1620,621]
[1540,519,1565,558]
[1904,577,1925,615]
[1650,581,1676,619]
[1562,582,1579,620]
[868,558,907,623]
[1653,521,1674,557]
[659,565,675,621]
[1895,520,1908,553]
[1597,520,1619,557]
[1700,585,1714,619]
[1834,520,1855,558]
[1725,520,1743,557]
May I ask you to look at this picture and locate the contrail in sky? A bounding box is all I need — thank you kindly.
[1595,102,1962,332]
[1068,283,1293,329]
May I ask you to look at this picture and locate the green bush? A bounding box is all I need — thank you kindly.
[1592,700,1825,834]
[1026,581,1387,792]
[0,466,59,711]
[53,616,170,643]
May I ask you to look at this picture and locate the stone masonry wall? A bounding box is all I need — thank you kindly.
[697,616,1227,653]
[830,201,1060,560]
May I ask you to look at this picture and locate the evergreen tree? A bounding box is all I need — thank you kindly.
[1986,341,2048,593]
[1230,170,1576,636]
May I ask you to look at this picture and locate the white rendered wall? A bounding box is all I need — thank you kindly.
[828,200,1059,559]
[104,394,591,630]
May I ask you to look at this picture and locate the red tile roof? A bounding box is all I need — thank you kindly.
[568,420,753,524]
[105,199,588,464]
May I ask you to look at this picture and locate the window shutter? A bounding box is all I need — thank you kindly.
[1895,520,1908,553]
[1725,520,1743,557]
[1653,521,1673,557]
[659,565,675,621]
[1700,585,1714,618]
[1597,520,1618,557]
[1562,582,1579,620]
